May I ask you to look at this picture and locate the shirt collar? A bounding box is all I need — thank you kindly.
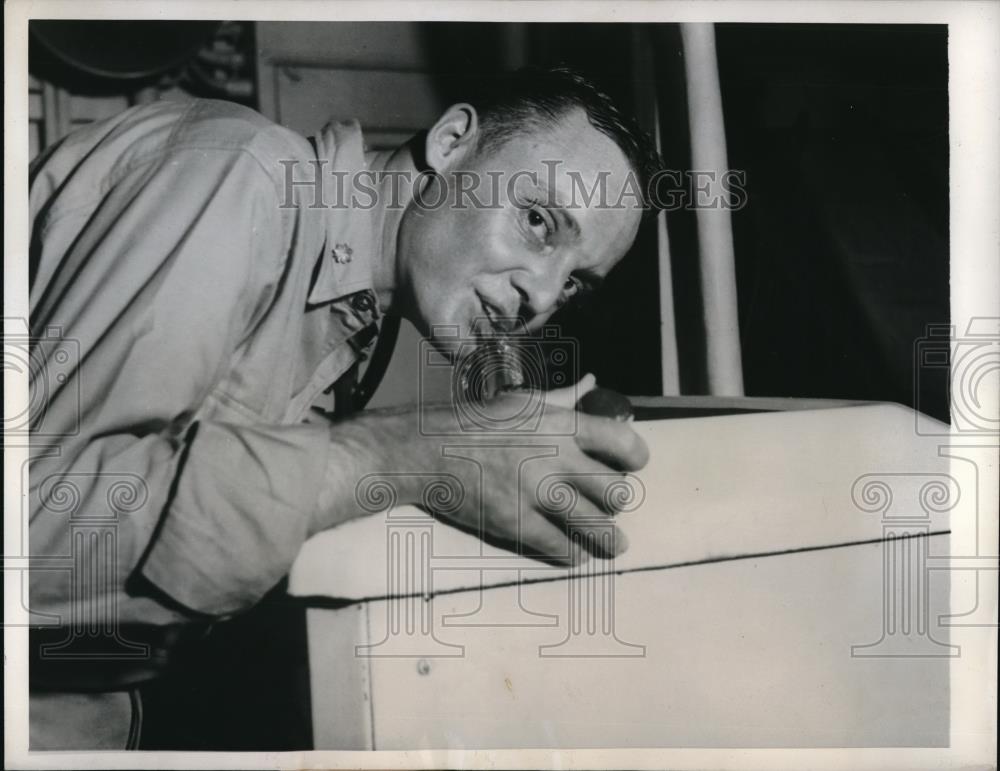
[306,119,378,308]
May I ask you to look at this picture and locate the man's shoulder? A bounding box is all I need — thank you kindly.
[169,98,314,167]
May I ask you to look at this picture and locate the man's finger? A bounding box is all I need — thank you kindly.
[536,492,630,558]
[515,513,590,566]
[545,373,597,410]
[533,456,633,516]
[574,414,650,471]
[568,464,638,516]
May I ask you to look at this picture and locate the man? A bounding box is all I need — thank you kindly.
[27,66,660,748]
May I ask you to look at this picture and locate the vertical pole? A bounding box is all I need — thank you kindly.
[501,23,529,70]
[680,23,744,395]
[655,104,681,395]
[631,26,680,395]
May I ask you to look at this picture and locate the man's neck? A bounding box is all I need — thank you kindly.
[364,140,419,318]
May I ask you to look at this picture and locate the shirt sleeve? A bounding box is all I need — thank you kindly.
[29,140,333,621]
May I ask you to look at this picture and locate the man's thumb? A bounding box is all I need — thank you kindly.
[546,373,597,409]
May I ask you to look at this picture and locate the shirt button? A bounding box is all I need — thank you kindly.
[352,293,374,313]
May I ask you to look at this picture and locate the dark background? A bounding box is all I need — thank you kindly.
[718,24,949,416]
[539,23,949,418]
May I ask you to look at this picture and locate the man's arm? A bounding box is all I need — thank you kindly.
[29,143,340,622]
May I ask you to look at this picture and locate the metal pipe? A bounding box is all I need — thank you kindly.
[630,25,680,395]
[654,104,681,395]
[680,22,744,396]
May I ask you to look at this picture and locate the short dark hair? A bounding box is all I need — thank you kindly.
[470,65,664,215]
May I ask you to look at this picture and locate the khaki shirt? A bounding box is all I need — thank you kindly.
[28,98,381,631]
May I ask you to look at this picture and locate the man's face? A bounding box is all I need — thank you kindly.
[396,107,643,354]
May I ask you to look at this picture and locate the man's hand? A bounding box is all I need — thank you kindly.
[316,375,649,565]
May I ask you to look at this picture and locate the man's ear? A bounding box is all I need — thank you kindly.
[424,103,479,172]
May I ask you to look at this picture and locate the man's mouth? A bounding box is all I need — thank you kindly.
[476,294,509,336]
[464,296,526,398]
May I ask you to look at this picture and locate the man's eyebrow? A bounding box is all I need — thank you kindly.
[531,178,581,237]
[553,206,581,237]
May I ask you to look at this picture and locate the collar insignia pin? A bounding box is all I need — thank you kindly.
[332,243,353,264]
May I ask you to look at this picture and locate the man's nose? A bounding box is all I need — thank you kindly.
[511,269,564,322]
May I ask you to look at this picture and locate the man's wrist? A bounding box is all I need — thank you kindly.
[311,409,429,534]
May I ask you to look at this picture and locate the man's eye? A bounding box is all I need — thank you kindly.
[562,275,583,300]
[526,208,552,240]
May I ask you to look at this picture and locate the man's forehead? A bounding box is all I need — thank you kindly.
[489,108,633,185]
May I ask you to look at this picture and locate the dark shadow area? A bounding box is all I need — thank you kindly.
[136,583,312,751]
[29,20,220,94]
[717,23,949,421]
